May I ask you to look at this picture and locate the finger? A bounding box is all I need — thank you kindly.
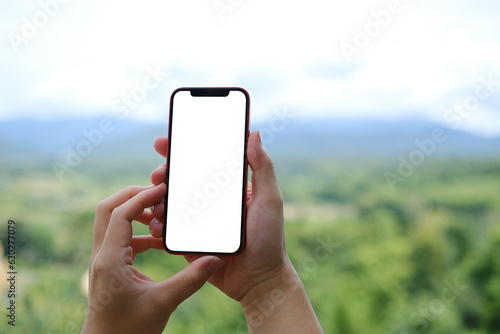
[151,199,164,218]
[155,256,224,310]
[184,254,203,264]
[134,209,155,225]
[149,218,164,238]
[246,181,252,201]
[130,235,165,255]
[247,130,283,206]
[151,163,166,186]
[102,184,166,251]
[149,196,165,238]
[93,185,154,256]
[154,136,169,158]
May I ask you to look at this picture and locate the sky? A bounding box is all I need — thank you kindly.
[0,0,499,136]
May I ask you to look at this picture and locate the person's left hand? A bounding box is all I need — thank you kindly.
[81,184,224,334]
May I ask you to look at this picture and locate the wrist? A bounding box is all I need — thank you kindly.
[81,318,115,334]
[81,314,148,334]
[240,258,302,315]
[240,258,324,333]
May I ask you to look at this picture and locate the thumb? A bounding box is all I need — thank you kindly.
[247,130,283,206]
[157,256,224,309]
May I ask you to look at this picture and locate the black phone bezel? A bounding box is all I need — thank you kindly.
[163,87,250,255]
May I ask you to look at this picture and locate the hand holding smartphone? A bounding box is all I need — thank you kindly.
[163,87,250,255]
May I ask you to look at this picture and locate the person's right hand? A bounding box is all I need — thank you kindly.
[149,130,323,333]
[149,131,292,302]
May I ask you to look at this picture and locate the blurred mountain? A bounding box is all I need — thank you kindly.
[0,117,499,174]
[259,118,500,158]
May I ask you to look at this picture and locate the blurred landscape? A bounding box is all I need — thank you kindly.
[1,116,499,333]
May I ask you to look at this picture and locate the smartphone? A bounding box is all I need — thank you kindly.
[163,87,250,255]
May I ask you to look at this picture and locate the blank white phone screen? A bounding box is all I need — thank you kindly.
[165,89,248,254]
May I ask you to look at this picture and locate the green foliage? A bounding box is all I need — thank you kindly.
[0,157,499,333]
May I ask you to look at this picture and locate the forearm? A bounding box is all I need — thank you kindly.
[241,260,323,334]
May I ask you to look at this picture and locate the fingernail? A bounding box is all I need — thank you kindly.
[256,130,263,147]
[149,218,159,231]
[207,257,225,274]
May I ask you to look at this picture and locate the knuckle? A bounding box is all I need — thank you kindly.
[187,269,206,292]
[90,255,107,276]
[271,190,284,208]
[263,185,284,208]
[189,274,204,292]
[125,185,141,196]
[110,206,125,220]
[156,292,177,314]
[264,154,275,169]
[95,199,110,215]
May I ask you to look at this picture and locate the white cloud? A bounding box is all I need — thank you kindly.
[0,0,499,136]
